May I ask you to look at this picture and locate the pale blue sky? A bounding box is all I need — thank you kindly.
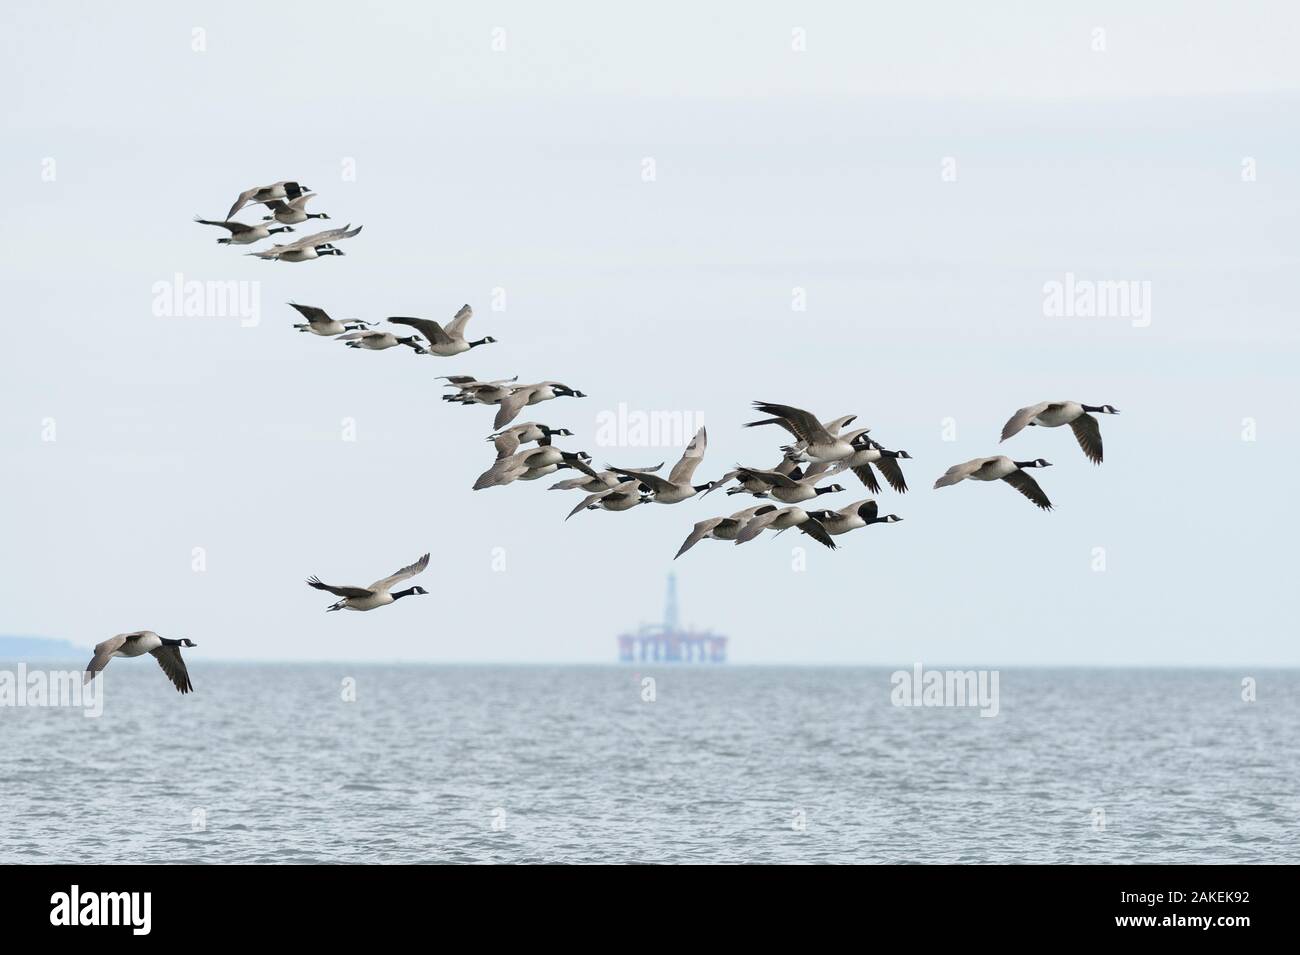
[2,1,1297,664]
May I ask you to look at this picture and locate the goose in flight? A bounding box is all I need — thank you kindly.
[306,553,431,612]
[830,434,913,493]
[732,505,837,550]
[474,447,595,490]
[607,427,712,505]
[249,243,344,262]
[227,180,311,219]
[84,631,197,694]
[261,193,329,225]
[720,464,844,504]
[488,423,574,458]
[745,402,870,463]
[194,217,294,245]
[549,462,663,493]
[338,330,425,352]
[933,456,1054,510]
[1000,401,1119,465]
[388,305,496,357]
[289,302,373,336]
[706,453,805,497]
[441,376,520,406]
[247,224,362,261]
[493,382,587,430]
[675,505,776,559]
[804,499,904,536]
[566,479,653,520]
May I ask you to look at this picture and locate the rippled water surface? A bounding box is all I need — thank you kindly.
[2,664,1297,863]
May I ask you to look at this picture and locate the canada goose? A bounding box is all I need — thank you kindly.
[261,193,329,225]
[247,224,362,261]
[488,423,573,458]
[475,447,594,490]
[194,216,294,245]
[732,506,838,549]
[440,376,520,406]
[1000,401,1119,465]
[388,305,496,357]
[227,180,311,220]
[674,505,776,559]
[721,464,845,504]
[745,402,870,463]
[607,427,712,504]
[933,456,1054,511]
[804,499,903,536]
[493,382,587,430]
[566,479,653,520]
[549,462,664,492]
[288,302,373,336]
[337,330,426,353]
[249,244,344,262]
[831,436,913,493]
[84,631,197,694]
[706,453,803,497]
[306,552,430,612]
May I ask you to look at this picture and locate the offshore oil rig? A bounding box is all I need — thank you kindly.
[617,574,728,664]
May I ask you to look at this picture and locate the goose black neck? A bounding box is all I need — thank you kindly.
[1081,404,1104,413]
[392,587,419,600]
[814,486,836,495]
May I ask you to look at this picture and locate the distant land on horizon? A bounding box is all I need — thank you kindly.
[0,635,87,661]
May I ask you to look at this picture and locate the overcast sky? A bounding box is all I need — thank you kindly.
[2,1,1297,665]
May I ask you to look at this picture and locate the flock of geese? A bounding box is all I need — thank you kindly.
[87,177,1122,694]
[195,179,364,262]
[285,299,1120,550]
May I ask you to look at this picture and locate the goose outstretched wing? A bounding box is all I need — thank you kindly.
[368,553,431,592]
[668,427,707,484]
[1002,470,1053,510]
[150,645,194,694]
[388,317,454,346]
[1000,402,1055,442]
[444,304,474,339]
[84,632,138,682]
[1069,414,1103,464]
